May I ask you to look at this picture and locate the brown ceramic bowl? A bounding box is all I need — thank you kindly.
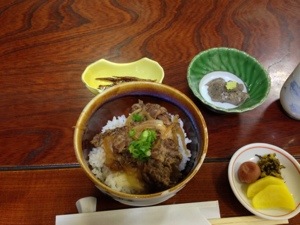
[74,82,208,206]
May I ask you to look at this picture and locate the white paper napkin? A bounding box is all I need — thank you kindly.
[56,201,220,225]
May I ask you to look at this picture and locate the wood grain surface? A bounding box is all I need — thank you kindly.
[0,1,299,225]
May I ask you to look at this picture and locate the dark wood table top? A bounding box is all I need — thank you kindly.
[0,1,299,224]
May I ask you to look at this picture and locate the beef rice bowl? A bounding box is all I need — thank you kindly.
[89,100,192,194]
[74,82,208,206]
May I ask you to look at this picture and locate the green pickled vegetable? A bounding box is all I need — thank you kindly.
[256,153,285,179]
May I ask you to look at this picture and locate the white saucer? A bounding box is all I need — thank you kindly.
[228,143,300,220]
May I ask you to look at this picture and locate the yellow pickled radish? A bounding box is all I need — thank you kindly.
[252,184,296,210]
[247,176,285,198]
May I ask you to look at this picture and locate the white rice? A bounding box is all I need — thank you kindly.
[88,114,192,193]
[101,115,127,133]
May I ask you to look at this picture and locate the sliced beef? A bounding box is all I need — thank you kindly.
[91,126,130,154]
[131,100,143,111]
[142,138,183,191]
[151,138,182,163]
[142,158,182,191]
[144,103,167,118]
[111,127,130,153]
[131,100,172,125]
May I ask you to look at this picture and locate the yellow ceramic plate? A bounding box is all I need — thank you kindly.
[82,57,164,94]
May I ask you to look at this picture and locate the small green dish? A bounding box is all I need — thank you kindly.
[187,47,271,113]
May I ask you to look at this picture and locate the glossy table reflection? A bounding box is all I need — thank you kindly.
[0,1,299,225]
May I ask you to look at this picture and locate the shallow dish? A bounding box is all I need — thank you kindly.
[187,47,271,113]
[82,57,164,94]
[74,82,208,206]
[228,143,300,220]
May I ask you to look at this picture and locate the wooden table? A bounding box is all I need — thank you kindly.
[0,1,299,224]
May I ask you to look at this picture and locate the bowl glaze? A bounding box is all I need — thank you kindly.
[74,82,208,206]
[187,47,271,113]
